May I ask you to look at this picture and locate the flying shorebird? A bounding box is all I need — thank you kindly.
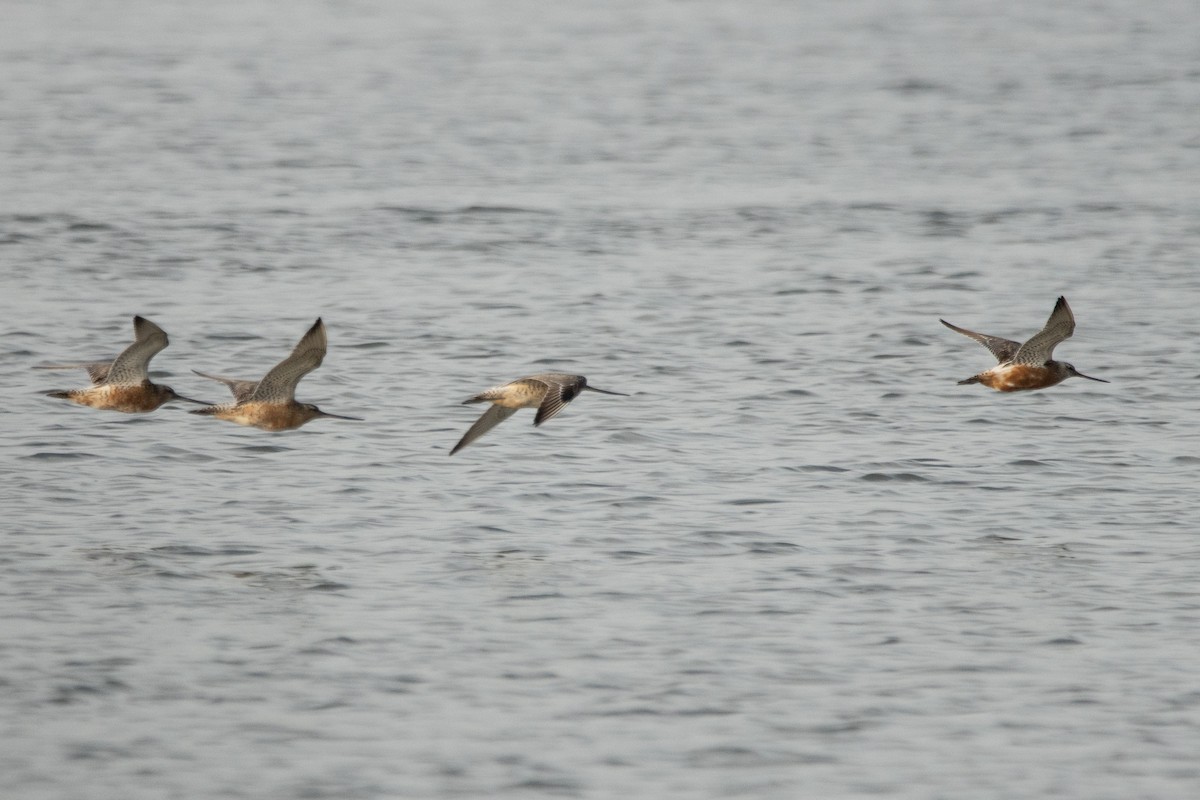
[189,318,361,431]
[39,315,204,412]
[941,296,1108,392]
[450,372,627,455]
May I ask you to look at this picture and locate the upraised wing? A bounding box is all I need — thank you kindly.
[105,316,170,385]
[248,318,327,403]
[1012,296,1075,365]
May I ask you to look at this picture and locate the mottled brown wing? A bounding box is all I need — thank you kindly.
[192,370,260,403]
[105,316,169,385]
[940,319,1020,364]
[248,319,327,403]
[1012,296,1075,365]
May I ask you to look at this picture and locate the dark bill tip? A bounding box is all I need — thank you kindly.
[319,411,363,421]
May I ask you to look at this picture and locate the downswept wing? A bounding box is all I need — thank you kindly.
[533,377,582,427]
[451,405,518,455]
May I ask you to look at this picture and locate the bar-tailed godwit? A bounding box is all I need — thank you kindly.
[190,318,361,431]
[40,315,204,412]
[941,296,1108,392]
[450,372,626,455]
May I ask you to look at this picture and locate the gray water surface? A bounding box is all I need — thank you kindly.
[3,1,1200,798]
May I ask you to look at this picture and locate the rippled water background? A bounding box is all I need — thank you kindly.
[3,1,1200,797]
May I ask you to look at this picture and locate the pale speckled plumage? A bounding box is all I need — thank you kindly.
[450,372,627,455]
[195,318,326,404]
[39,315,203,412]
[38,315,168,386]
[941,296,1108,392]
[190,318,360,431]
[1011,296,1076,365]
